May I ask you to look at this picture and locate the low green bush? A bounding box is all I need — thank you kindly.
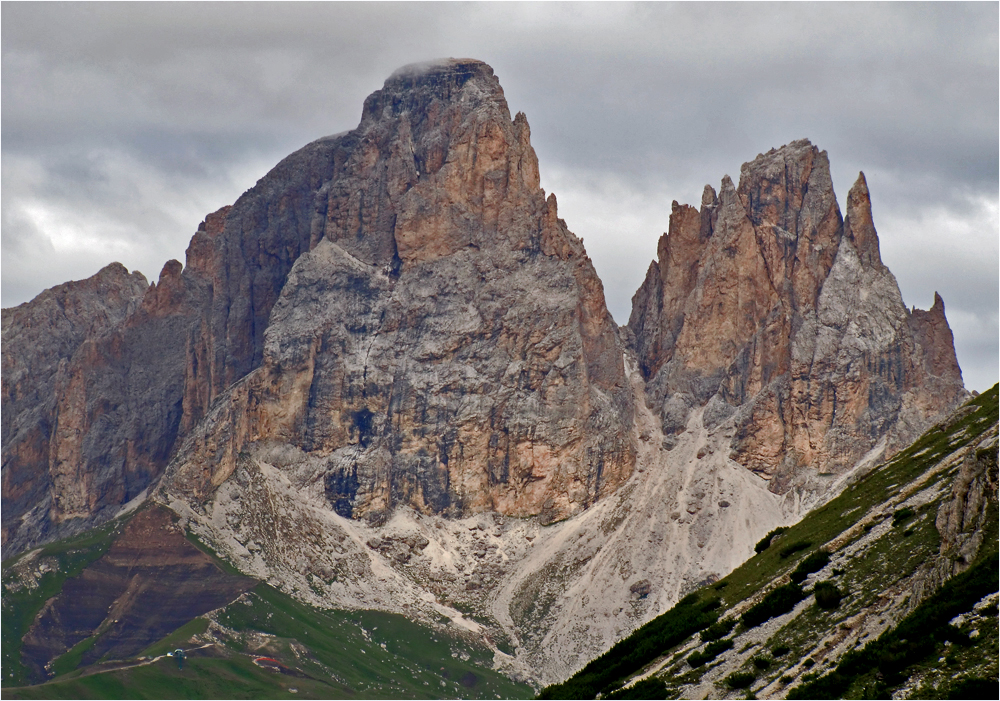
[942,676,999,700]
[939,624,972,646]
[771,644,791,657]
[725,671,756,689]
[754,527,788,554]
[891,507,916,527]
[779,540,812,559]
[688,638,733,667]
[752,655,773,670]
[700,618,736,642]
[790,550,830,584]
[741,583,806,628]
[814,581,843,610]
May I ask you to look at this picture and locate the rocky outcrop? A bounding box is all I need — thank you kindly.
[165,59,635,525]
[2,132,352,558]
[628,140,967,494]
[1,264,148,552]
[935,427,998,578]
[908,292,964,386]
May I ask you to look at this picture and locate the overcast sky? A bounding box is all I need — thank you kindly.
[2,2,997,391]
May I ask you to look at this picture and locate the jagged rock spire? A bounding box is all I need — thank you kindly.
[1,59,637,552]
[844,171,884,269]
[629,139,967,490]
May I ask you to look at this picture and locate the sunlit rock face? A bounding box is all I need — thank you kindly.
[169,59,635,525]
[2,59,635,556]
[628,140,967,497]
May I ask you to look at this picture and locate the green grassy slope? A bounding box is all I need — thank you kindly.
[6,581,532,699]
[2,515,131,687]
[540,386,999,699]
[4,513,533,699]
[787,544,998,699]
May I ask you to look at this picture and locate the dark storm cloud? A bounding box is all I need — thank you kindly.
[2,2,996,389]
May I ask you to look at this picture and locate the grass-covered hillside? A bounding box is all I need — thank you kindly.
[2,506,532,699]
[541,385,999,700]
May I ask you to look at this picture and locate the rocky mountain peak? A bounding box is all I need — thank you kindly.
[159,59,633,527]
[629,138,967,492]
[738,138,838,233]
[320,57,543,271]
[844,171,884,269]
[363,58,506,124]
[909,291,964,385]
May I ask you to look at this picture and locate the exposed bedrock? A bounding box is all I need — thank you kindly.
[627,140,967,495]
[0,59,634,555]
[165,59,635,525]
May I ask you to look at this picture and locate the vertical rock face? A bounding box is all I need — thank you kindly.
[628,140,967,493]
[1,264,148,550]
[167,59,635,525]
[2,59,634,556]
[3,125,353,557]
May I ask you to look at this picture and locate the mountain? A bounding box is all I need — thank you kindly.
[2,59,634,560]
[164,58,636,527]
[1,58,974,692]
[628,140,966,496]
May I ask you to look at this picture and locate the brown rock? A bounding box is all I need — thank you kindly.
[908,292,964,384]
[166,59,635,525]
[628,140,967,491]
[2,59,636,555]
[1,263,148,553]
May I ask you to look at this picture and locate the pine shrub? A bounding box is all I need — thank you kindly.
[814,581,843,609]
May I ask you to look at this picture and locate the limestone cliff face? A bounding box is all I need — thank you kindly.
[628,140,968,493]
[2,59,634,555]
[1,264,148,551]
[934,425,997,580]
[2,127,352,558]
[166,59,635,525]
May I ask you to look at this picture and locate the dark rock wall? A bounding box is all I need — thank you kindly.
[2,264,148,553]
